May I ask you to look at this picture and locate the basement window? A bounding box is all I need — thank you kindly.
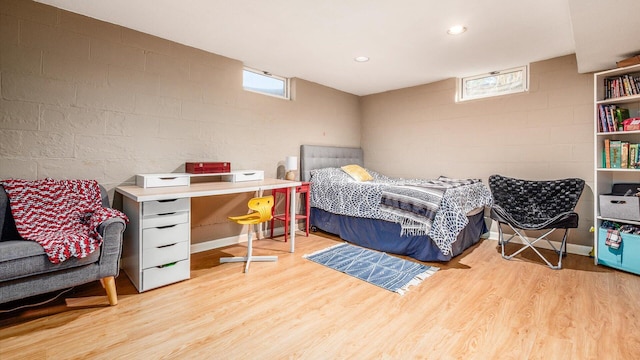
[457,65,528,101]
[242,67,290,99]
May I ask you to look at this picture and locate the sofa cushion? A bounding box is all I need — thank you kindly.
[0,240,100,282]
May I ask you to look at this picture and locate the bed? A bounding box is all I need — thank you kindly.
[300,144,492,262]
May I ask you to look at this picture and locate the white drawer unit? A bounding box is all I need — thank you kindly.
[121,196,191,292]
[221,170,265,182]
[136,173,190,188]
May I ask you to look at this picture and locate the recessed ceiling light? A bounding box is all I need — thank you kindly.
[447,25,467,35]
[354,56,370,62]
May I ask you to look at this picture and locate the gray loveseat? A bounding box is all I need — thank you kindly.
[0,184,126,306]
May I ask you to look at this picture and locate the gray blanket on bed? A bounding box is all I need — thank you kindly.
[379,178,480,236]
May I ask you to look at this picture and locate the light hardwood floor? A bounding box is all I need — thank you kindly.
[1,233,639,359]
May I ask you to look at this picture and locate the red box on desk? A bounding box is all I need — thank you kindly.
[185,162,231,174]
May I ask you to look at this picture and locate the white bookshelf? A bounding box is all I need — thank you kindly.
[593,63,640,275]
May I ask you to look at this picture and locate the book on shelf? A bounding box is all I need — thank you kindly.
[605,104,616,132]
[604,74,640,99]
[602,139,640,169]
[604,138,611,168]
[598,104,634,133]
[615,108,630,131]
[610,140,622,168]
[597,104,619,132]
[630,143,639,168]
[608,105,617,131]
[621,141,629,168]
[598,105,607,132]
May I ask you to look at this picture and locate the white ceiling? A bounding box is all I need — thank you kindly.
[35,0,640,96]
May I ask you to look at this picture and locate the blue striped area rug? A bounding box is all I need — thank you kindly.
[303,243,438,295]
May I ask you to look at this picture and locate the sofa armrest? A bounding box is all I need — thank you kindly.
[97,217,126,278]
[98,217,126,236]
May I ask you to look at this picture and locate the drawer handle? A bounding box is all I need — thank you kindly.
[157,212,177,216]
[158,199,179,203]
[611,200,627,204]
[157,224,177,229]
[158,262,177,268]
[159,177,178,180]
[158,243,178,249]
[244,172,255,175]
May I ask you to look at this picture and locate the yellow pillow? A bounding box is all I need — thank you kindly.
[341,164,373,182]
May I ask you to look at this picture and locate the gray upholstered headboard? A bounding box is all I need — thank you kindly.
[300,145,364,181]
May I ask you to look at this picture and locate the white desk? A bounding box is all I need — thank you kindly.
[116,178,301,292]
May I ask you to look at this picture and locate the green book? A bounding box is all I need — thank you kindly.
[610,140,622,168]
[630,143,638,168]
[616,108,630,131]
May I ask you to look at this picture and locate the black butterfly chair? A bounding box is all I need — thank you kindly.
[488,175,585,269]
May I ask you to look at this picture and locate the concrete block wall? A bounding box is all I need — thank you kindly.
[0,0,361,191]
[0,0,361,244]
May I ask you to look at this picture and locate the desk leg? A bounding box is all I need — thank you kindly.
[289,186,296,253]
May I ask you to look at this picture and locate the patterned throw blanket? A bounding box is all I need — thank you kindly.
[1,178,129,264]
[380,177,480,237]
[379,177,493,254]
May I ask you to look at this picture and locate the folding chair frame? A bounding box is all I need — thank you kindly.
[497,222,569,270]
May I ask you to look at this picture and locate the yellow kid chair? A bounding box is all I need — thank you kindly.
[221,195,278,272]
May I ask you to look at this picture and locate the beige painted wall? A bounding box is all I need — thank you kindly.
[361,55,595,246]
[0,0,360,243]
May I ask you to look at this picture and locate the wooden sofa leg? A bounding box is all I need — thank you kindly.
[101,276,118,305]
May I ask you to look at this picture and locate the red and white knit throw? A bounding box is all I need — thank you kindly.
[1,178,129,264]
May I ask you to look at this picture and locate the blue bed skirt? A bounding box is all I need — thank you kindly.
[310,208,488,262]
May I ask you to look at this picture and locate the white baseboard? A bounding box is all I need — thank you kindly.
[487,231,592,257]
[190,226,287,254]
